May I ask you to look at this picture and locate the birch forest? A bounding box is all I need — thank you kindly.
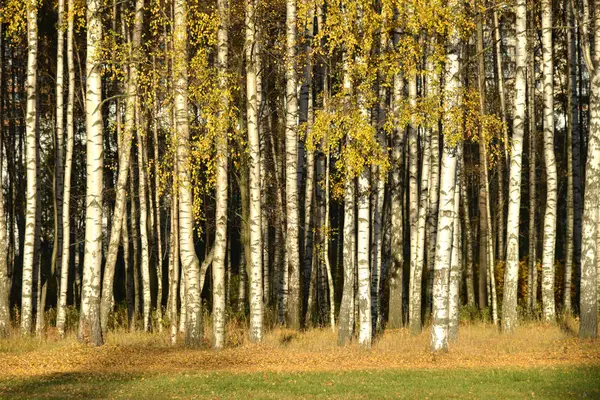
[1,0,600,356]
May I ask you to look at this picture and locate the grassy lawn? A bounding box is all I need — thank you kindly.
[1,366,599,399]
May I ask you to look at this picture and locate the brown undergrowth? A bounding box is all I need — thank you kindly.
[0,321,598,379]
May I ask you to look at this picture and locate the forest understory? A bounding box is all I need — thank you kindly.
[1,320,599,377]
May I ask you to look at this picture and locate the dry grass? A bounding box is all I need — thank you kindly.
[0,320,598,380]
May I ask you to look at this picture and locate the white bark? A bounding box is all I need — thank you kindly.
[431,18,460,352]
[579,0,600,339]
[212,0,229,349]
[174,0,202,345]
[285,0,301,330]
[78,0,104,345]
[21,0,38,337]
[246,0,264,342]
[100,0,144,333]
[448,151,462,342]
[541,0,556,322]
[56,0,75,336]
[502,0,526,333]
[357,167,371,348]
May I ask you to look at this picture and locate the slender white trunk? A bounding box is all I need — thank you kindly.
[21,0,38,336]
[357,166,371,347]
[285,0,301,330]
[56,0,75,335]
[212,0,229,349]
[78,0,104,345]
[246,0,264,342]
[170,187,180,345]
[448,155,462,342]
[540,0,556,322]
[502,0,526,332]
[100,0,144,333]
[431,18,461,352]
[579,0,600,339]
[174,0,202,345]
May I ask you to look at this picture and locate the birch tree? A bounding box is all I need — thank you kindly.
[502,0,527,333]
[56,0,76,336]
[78,0,104,346]
[285,0,301,330]
[246,0,264,342]
[431,4,460,352]
[21,0,38,336]
[212,0,229,350]
[579,0,600,339]
[174,0,203,345]
[540,0,556,322]
[100,0,145,333]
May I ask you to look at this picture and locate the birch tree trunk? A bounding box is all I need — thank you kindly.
[174,0,202,345]
[56,0,75,335]
[407,73,419,332]
[431,14,460,352]
[100,0,144,333]
[212,0,229,350]
[502,0,527,333]
[169,186,180,345]
[448,151,462,342]
[540,0,556,322]
[246,0,264,342]
[564,0,579,314]
[136,106,151,332]
[54,0,65,315]
[338,55,355,345]
[357,166,371,347]
[78,0,104,345]
[285,0,301,330]
[409,119,430,335]
[388,71,404,329]
[579,0,600,339]
[21,0,38,337]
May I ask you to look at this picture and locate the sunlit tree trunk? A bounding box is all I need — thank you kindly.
[174,0,202,345]
[78,0,104,345]
[579,0,600,339]
[246,0,264,341]
[409,115,430,335]
[100,0,144,333]
[448,151,462,342]
[57,0,75,335]
[53,0,65,322]
[285,0,301,330]
[540,0,556,322]
[502,0,527,333]
[212,0,229,350]
[431,14,460,352]
[169,185,180,345]
[338,56,355,345]
[21,0,38,337]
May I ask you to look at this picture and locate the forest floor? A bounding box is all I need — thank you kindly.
[0,320,599,398]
